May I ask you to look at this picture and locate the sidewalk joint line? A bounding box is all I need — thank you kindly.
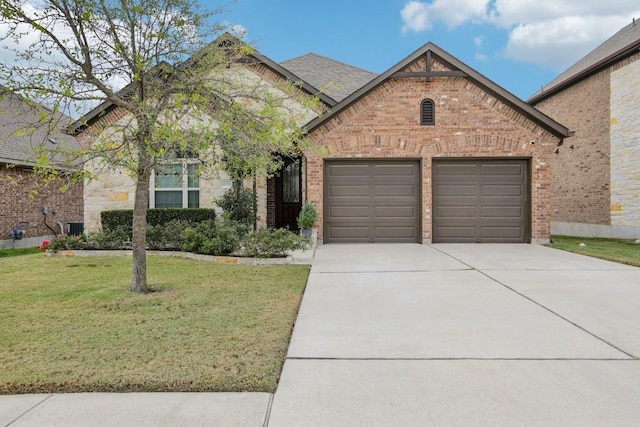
[5,393,54,426]
[262,393,274,427]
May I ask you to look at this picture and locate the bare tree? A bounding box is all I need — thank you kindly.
[0,0,320,292]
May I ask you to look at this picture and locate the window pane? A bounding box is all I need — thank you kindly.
[188,190,200,208]
[155,164,182,188]
[155,191,182,208]
[187,164,199,188]
[282,160,300,203]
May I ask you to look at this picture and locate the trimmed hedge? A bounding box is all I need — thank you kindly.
[101,208,216,235]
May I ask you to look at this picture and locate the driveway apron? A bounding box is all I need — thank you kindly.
[268,244,640,426]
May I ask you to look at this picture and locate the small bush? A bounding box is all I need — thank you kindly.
[241,228,311,258]
[181,220,241,256]
[86,227,130,250]
[146,220,190,250]
[297,202,318,230]
[46,234,89,252]
[217,187,256,227]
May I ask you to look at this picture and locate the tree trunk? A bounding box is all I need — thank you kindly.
[131,156,151,293]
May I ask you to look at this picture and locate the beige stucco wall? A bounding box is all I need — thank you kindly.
[610,59,640,230]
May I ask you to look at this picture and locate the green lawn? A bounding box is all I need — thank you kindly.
[0,247,40,258]
[0,254,309,394]
[547,235,640,267]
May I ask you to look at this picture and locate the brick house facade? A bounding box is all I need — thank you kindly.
[530,19,640,238]
[0,91,83,249]
[304,43,569,243]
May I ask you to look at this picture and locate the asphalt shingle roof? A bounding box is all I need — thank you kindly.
[280,53,377,102]
[0,90,79,168]
[531,18,640,100]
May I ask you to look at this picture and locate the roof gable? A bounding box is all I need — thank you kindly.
[306,42,570,139]
[529,18,640,103]
[280,53,377,102]
[68,33,335,135]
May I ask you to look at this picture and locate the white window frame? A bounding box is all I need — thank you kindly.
[149,160,200,208]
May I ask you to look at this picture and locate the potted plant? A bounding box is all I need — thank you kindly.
[297,202,318,237]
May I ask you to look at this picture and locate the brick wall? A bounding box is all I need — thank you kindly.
[533,69,612,225]
[0,164,83,240]
[304,57,560,242]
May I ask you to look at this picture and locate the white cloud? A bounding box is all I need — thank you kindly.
[401,1,431,33]
[475,53,488,61]
[402,0,489,32]
[473,35,486,47]
[400,0,640,70]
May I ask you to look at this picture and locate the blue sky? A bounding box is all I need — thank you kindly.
[219,0,640,100]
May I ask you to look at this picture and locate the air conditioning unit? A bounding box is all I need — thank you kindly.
[67,222,84,236]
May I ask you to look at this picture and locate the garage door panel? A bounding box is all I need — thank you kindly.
[434,163,478,176]
[437,206,476,218]
[433,159,529,243]
[481,163,524,176]
[329,206,370,219]
[374,226,418,240]
[324,160,420,243]
[374,185,417,197]
[481,184,523,197]
[436,184,478,197]
[327,164,370,177]
[374,205,417,219]
[373,164,417,176]
[482,206,523,218]
[328,184,370,197]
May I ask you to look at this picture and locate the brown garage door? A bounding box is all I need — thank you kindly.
[324,160,421,243]
[432,159,529,243]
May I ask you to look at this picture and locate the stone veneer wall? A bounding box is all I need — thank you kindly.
[610,58,640,231]
[305,57,561,243]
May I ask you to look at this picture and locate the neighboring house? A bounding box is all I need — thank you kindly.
[529,18,640,238]
[73,38,570,244]
[303,42,569,243]
[0,90,84,249]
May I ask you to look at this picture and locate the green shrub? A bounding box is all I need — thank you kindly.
[101,208,216,237]
[181,220,240,256]
[217,187,256,227]
[46,234,89,252]
[241,228,311,258]
[146,220,191,250]
[181,220,216,254]
[86,227,130,250]
[297,202,318,230]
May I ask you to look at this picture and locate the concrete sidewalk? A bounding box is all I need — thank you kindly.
[1,393,271,426]
[268,244,640,426]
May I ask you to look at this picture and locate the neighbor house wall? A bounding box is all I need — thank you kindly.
[533,69,612,226]
[305,57,560,243]
[534,52,640,238]
[0,164,83,248]
[610,58,640,233]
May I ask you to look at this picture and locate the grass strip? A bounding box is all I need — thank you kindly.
[547,235,640,267]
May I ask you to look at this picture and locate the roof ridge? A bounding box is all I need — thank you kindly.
[281,52,377,76]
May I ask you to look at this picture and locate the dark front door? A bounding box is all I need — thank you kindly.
[275,157,302,230]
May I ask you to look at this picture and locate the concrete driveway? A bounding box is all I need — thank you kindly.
[268,243,640,426]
